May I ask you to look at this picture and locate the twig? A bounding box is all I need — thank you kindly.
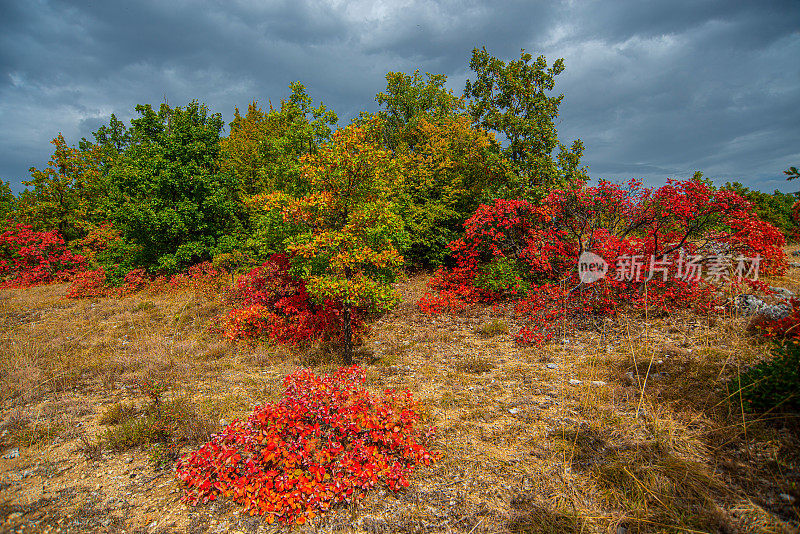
[467,518,484,534]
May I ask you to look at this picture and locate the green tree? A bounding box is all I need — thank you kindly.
[464,47,586,196]
[392,114,505,266]
[107,101,243,273]
[0,179,16,226]
[19,134,107,240]
[373,70,509,266]
[260,118,405,363]
[375,70,463,150]
[220,84,338,262]
[221,82,337,197]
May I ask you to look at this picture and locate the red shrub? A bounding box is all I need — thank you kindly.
[750,298,800,344]
[122,268,150,294]
[175,366,438,524]
[222,254,366,346]
[419,180,788,344]
[66,268,109,298]
[0,223,86,288]
[67,261,223,299]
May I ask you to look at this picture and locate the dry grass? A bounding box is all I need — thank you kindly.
[0,261,799,532]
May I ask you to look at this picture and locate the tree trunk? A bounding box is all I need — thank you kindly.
[342,303,353,365]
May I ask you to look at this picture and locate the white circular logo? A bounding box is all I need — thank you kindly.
[578,251,608,283]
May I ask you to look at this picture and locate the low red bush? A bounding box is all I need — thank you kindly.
[750,298,800,344]
[0,223,86,288]
[66,268,109,298]
[175,366,438,524]
[68,261,222,299]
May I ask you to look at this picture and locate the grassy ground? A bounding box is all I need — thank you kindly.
[1,250,799,533]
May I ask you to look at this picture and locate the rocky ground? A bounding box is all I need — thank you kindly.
[1,254,799,533]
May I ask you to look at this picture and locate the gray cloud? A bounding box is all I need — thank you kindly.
[1,0,798,195]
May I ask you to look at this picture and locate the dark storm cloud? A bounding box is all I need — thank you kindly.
[0,0,798,194]
[533,0,800,191]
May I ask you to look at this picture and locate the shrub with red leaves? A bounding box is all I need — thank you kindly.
[419,179,788,344]
[175,366,438,524]
[750,298,800,344]
[0,223,86,288]
[66,267,109,298]
[67,261,222,299]
[222,254,366,346]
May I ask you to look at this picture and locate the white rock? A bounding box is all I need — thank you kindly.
[569,379,582,385]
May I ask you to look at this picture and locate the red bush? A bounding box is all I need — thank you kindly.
[175,366,438,524]
[222,254,366,346]
[419,179,788,344]
[0,223,86,288]
[67,261,222,299]
[66,268,109,298]
[750,298,800,344]
[122,268,150,294]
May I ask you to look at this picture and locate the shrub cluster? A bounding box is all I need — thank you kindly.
[0,223,86,288]
[221,254,366,347]
[749,297,800,344]
[175,366,438,524]
[66,261,221,299]
[418,179,787,344]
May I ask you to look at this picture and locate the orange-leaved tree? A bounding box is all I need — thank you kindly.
[256,117,406,363]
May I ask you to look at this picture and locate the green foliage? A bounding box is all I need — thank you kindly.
[19,135,109,240]
[99,396,218,451]
[243,205,301,263]
[375,70,463,150]
[474,256,530,296]
[731,343,800,413]
[100,412,170,451]
[107,101,244,273]
[0,179,16,225]
[220,83,337,263]
[464,47,586,197]
[374,71,506,266]
[221,82,337,198]
[148,442,180,469]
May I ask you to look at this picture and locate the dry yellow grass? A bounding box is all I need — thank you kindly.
[0,262,798,532]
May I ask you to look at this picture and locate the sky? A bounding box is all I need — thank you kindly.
[1,0,798,195]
